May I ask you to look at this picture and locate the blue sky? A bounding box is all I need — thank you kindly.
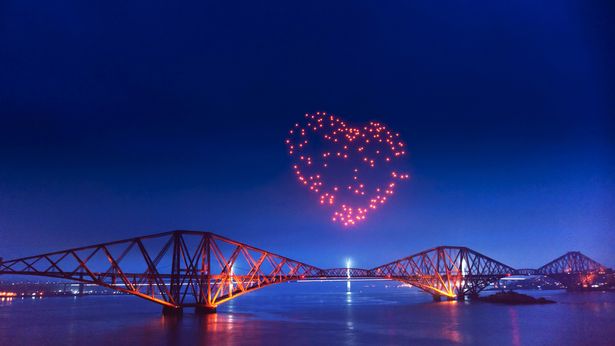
[1,0,613,269]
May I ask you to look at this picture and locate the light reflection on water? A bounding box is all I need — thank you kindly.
[0,281,614,345]
[509,307,521,346]
[442,300,462,344]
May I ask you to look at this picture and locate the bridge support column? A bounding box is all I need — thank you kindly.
[432,295,442,302]
[457,294,466,301]
[77,272,85,296]
[162,306,183,316]
[195,305,217,314]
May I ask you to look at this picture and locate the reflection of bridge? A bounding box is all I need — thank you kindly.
[0,231,610,314]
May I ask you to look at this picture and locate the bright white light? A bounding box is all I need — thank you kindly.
[346,258,352,279]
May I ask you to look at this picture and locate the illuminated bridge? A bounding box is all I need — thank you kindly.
[0,230,610,314]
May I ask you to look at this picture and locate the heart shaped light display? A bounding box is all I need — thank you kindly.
[285,112,409,226]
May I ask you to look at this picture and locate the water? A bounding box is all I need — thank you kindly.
[1,281,614,345]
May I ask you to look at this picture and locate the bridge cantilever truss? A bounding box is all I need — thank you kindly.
[0,230,610,314]
[371,246,515,300]
[537,251,606,275]
[534,251,609,289]
[0,231,323,313]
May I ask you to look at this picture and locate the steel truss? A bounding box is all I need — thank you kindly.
[536,251,609,289]
[0,231,610,312]
[371,246,514,299]
[0,231,322,313]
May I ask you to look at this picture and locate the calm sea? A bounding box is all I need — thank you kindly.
[1,281,614,345]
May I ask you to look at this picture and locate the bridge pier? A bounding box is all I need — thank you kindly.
[162,306,183,316]
[457,294,466,301]
[432,295,442,302]
[195,305,217,314]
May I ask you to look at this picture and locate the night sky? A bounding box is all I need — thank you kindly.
[1,1,614,269]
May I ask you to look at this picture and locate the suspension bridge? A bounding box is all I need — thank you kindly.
[0,230,610,314]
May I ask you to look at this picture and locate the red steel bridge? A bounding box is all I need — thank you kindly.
[0,230,610,314]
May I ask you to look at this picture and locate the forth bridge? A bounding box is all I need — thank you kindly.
[0,230,610,314]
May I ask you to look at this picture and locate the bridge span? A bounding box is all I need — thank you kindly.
[0,230,610,314]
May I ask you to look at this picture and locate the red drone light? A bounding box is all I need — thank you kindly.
[286,112,410,226]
